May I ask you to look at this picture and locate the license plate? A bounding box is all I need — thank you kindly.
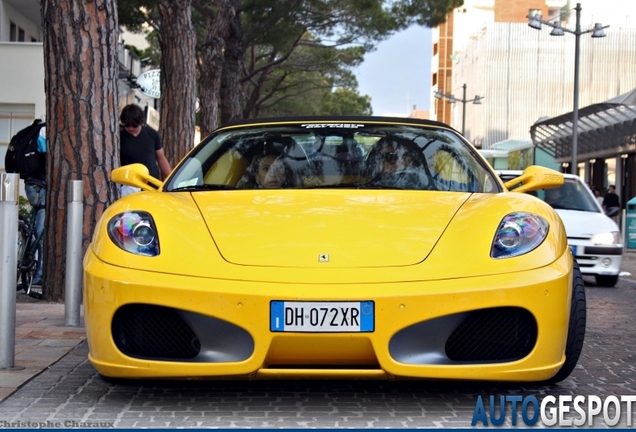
[270,301,374,332]
[569,245,577,256]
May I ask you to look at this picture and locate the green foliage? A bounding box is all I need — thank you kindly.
[242,0,463,49]
[321,88,373,115]
[117,0,462,120]
[118,0,160,32]
[391,0,465,27]
[18,196,31,219]
[244,33,370,117]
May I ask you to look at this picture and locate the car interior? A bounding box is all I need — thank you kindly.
[166,128,496,193]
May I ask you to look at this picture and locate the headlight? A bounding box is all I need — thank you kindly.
[107,211,160,256]
[591,231,620,245]
[491,212,548,259]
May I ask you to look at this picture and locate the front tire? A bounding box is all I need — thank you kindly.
[595,274,619,287]
[547,260,586,384]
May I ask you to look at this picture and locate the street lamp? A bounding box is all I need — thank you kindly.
[527,3,608,174]
[434,83,483,136]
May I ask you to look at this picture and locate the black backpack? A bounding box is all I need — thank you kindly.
[4,120,46,180]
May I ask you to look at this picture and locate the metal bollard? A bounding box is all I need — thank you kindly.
[65,180,84,326]
[0,173,20,369]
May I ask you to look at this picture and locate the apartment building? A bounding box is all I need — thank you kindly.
[0,0,45,170]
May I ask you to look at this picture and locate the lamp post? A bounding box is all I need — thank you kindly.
[434,83,483,136]
[527,3,608,174]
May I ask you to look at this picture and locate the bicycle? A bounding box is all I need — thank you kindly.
[17,178,46,300]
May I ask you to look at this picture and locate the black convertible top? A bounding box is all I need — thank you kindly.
[218,115,458,134]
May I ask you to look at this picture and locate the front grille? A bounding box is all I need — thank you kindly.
[112,304,201,360]
[584,246,623,256]
[445,307,537,362]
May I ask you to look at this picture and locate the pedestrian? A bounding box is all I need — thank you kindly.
[602,184,620,220]
[25,125,47,285]
[118,104,172,197]
[594,188,604,207]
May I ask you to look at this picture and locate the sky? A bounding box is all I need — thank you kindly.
[354,25,432,116]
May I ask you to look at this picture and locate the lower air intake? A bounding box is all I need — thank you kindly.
[112,304,201,360]
[445,307,537,362]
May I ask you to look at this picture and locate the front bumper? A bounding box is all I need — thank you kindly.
[569,240,622,276]
[84,249,573,382]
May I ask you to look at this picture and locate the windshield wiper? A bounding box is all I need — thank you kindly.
[169,184,235,192]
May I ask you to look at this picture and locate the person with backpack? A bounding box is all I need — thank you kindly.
[5,119,47,285]
[118,104,171,197]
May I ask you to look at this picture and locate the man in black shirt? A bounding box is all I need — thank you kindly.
[602,184,620,219]
[119,104,172,197]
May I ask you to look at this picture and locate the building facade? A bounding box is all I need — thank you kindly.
[431,0,559,141]
[431,0,636,203]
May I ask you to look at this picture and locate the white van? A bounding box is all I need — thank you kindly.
[498,170,623,287]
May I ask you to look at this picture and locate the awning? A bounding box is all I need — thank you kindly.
[530,88,636,161]
[490,139,534,152]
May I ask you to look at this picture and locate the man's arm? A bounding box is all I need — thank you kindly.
[155,149,172,179]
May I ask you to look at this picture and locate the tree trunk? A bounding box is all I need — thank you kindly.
[220,0,244,125]
[197,5,228,138]
[41,0,120,301]
[197,44,222,138]
[157,0,197,162]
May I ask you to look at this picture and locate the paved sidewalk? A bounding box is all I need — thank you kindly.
[0,293,85,402]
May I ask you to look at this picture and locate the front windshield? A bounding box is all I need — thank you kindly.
[536,178,602,213]
[164,122,498,193]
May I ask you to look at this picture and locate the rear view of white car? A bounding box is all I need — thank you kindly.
[499,170,623,287]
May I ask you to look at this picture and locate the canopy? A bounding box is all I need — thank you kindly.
[530,88,636,160]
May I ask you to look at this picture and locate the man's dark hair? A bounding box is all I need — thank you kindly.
[120,104,145,127]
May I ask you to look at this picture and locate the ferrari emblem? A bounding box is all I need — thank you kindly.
[319,253,329,262]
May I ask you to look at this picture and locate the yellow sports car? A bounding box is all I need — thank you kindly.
[84,116,585,382]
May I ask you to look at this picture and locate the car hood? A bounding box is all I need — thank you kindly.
[553,209,620,237]
[91,191,567,282]
[192,190,471,268]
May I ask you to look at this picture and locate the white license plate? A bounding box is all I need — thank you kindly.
[270,301,374,332]
[569,245,577,256]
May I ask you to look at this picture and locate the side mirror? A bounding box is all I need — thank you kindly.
[111,164,163,191]
[504,165,564,193]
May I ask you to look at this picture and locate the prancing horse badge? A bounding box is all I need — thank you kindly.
[318,253,329,262]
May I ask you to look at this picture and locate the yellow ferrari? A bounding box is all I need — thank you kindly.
[84,116,585,382]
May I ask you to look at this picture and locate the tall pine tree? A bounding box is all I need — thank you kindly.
[41,0,119,300]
